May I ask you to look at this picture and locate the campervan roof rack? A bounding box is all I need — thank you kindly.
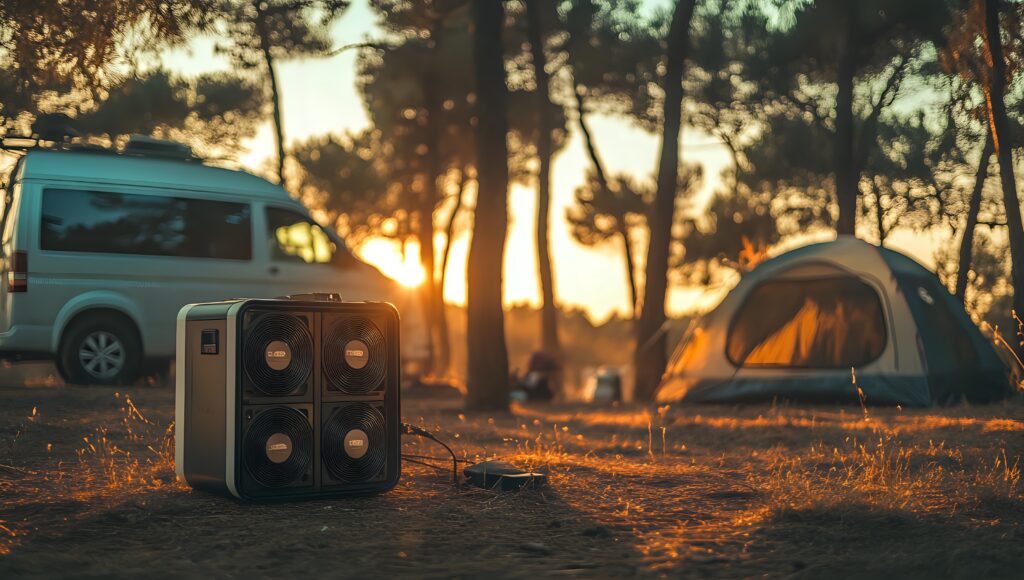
[0,133,201,163]
[122,134,198,160]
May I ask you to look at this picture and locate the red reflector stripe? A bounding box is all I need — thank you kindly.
[9,251,27,292]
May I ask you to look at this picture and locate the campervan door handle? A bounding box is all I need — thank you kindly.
[268,265,279,276]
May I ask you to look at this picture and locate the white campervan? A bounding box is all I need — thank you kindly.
[0,138,426,385]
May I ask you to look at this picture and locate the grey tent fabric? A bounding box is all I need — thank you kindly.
[655,236,1012,407]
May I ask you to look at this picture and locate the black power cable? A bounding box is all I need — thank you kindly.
[401,422,460,484]
[401,456,452,473]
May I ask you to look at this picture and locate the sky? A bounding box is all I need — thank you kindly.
[159,0,937,323]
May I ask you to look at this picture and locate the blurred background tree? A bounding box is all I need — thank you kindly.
[634,0,697,401]
[738,0,952,236]
[0,0,213,99]
[524,0,562,363]
[0,1,265,159]
[355,0,475,378]
[75,71,266,155]
[466,0,512,411]
[567,170,650,319]
[293,0,568,380]
[562,0,663,320]
[214,0,351,185]
[0,0,214,135]
[937,0,1024,343]
[291,129,390,247]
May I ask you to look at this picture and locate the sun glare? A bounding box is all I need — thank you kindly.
[357,239,427,288]
[394,259,427,288]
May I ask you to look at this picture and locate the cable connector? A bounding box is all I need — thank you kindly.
[401,422,459,484]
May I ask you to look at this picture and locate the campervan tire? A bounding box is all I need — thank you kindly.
[58,314,142,386]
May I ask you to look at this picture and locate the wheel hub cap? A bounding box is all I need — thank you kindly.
[78,331,125,379]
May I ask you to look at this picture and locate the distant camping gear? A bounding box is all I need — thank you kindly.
[582,367,623,403]
[176,297,401,501]
[656,236,1011,407]
[511,351,560,402]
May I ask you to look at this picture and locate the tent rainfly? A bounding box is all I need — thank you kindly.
[655,236,1011,407]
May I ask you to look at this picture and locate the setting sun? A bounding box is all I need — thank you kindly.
[357,239,427,288]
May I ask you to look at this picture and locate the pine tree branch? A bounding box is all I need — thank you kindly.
[326,42,393,56]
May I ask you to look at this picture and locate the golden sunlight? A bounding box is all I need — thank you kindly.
[357,238,427,288]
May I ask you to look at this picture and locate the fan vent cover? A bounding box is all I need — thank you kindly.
[322,403,387,482]
[323,316,386,394]
[243,312,313,396]
[243,407,313,487]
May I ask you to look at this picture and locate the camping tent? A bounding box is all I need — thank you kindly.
[655,236,1011,407]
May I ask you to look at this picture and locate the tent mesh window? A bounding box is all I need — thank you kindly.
[727,277,886,368]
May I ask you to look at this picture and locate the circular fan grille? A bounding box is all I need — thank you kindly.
[323,317,386,394]
[243,312,313,396]
[243,406,313,487]
[322,403,387,482]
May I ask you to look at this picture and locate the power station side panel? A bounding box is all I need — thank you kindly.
[183,318,230,494]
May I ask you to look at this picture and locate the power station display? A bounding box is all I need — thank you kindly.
[175,297,400,500]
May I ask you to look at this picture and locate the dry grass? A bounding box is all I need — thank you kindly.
[73,393,179,494]
[759,435,1020,512]
[1,379,1023,578]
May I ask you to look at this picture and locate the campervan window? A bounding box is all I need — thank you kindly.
[40,188,252,260]
[727,276,886,368]
[266,207,358,268]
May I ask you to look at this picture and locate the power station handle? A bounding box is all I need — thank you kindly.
[278,292,344,302]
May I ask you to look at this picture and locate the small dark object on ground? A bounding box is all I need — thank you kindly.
[591,367,623,403]
[511,350,562,402]
[464,460,547,491]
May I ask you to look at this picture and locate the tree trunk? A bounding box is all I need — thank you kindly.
[437,170,468,376]
[955,133,994,302]
[466,0,511,411]
[633,0,696,402]
[417,62,445,378]
[416,188,438,377]
[526,0,560,360]
[574,88,610,191]
[265,57,286,186]
[984,0,1024,323]
[620,227,638,318]
[834,0,858,236]
[575,87,637,317]
[873,187,886,245]
[255,3,286,187]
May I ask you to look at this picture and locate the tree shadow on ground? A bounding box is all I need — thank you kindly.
[1,477,645,577]
[743,503,1024,579]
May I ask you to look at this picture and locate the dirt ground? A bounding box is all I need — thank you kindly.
[1,364,1023,578]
